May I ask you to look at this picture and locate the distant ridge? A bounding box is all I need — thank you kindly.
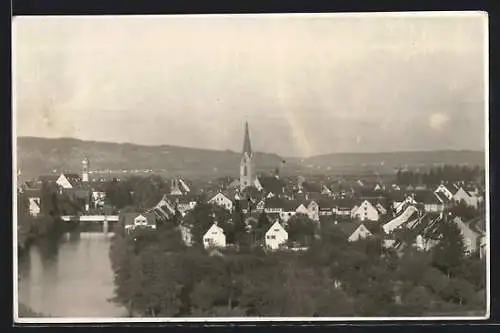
[16,136,485,179]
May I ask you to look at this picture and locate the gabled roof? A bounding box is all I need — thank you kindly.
[266,221,286,235]
[335,221,367,237]
[264,197,285,209]
[333,198,357,209]
[413,190,443,205]
[434,191,451,203]
[204,223,225,236]
[318,199,336,210]
[62,173,82,187]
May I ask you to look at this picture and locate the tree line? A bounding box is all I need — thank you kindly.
[396,165,484,187]
[109,213,486,317]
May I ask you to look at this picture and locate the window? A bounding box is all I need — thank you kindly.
[266,235,270,239]
[270,235,276,240]
[212,232,217,235]
[205,239,209,243]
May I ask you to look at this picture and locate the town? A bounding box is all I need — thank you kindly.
[17,122,487,318]
[18,122,486,257]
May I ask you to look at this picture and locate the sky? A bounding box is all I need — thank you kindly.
[13,13,487,157]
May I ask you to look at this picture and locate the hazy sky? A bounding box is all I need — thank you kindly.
[13,13,487,157]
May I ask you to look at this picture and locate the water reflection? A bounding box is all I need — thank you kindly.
[18,232,126,317]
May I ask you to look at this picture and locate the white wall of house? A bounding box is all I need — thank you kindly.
[265,221,288,250]
[453,217,481,255]
[296,204,308,215]
[453,188,478,208]
[307,201,320,221]
[279,210,297,222]
[203,223,226,249]
[424,202,444,213]
[208,193,233,211]
[348,224,372,242]
[28,197,41,216]
[351,200,380,221]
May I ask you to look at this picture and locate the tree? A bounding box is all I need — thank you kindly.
[105,180,133,209]
[232,200,248,247]
[286,214,315,247]
[251,212,270,246]
[451,200,477,222]
[432,221,466,277]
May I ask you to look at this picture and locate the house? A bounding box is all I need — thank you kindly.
[469,217,487,259]
[153,195,177,220]
[56,173,82,189]
[279,200,299,222]
[393,194,418,214]
[375,203,387,216]
[255,199,266,212]
[336,222,372,242]
[413,191,445,213]
[208,192,233,211]
[264,197,285,214]
[321,184,333,196]
[382,205,420,234]
[453,187,479,208]
[28,197,41,217]
[318,199,336,216]
[91,190,106,208]
[453,216,484,256]
[306,200,320,222]
[434,183,459,201]
[332,198,357,216]
[351,200,381,222]
[179,224,193,246]
[203,223,226,249]
[122,212,157,232]
[171,195,198,216]
[265,220,288,250]
[24,188,41,217]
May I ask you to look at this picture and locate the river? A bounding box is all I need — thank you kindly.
[17,232,128,318]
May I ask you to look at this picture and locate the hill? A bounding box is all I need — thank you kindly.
[16,137,290,180]
[16,137,485,180]
[285,150,486,175]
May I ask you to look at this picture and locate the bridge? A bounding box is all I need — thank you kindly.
[60,215,119,222]
[61,215,120,233]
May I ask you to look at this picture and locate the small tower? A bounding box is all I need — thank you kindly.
[240,122,255,191]
[82,157,89,183]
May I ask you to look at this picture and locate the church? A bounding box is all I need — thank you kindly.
[240,121,256,191]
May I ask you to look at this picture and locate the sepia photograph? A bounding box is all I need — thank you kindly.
[13,12,489,322]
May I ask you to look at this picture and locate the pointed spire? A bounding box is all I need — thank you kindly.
[242,121,252,157]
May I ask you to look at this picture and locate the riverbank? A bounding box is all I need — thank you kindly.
[17,215,67,254]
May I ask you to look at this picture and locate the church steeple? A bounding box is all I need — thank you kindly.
[240,121,255,191]
[242,121,252,157]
